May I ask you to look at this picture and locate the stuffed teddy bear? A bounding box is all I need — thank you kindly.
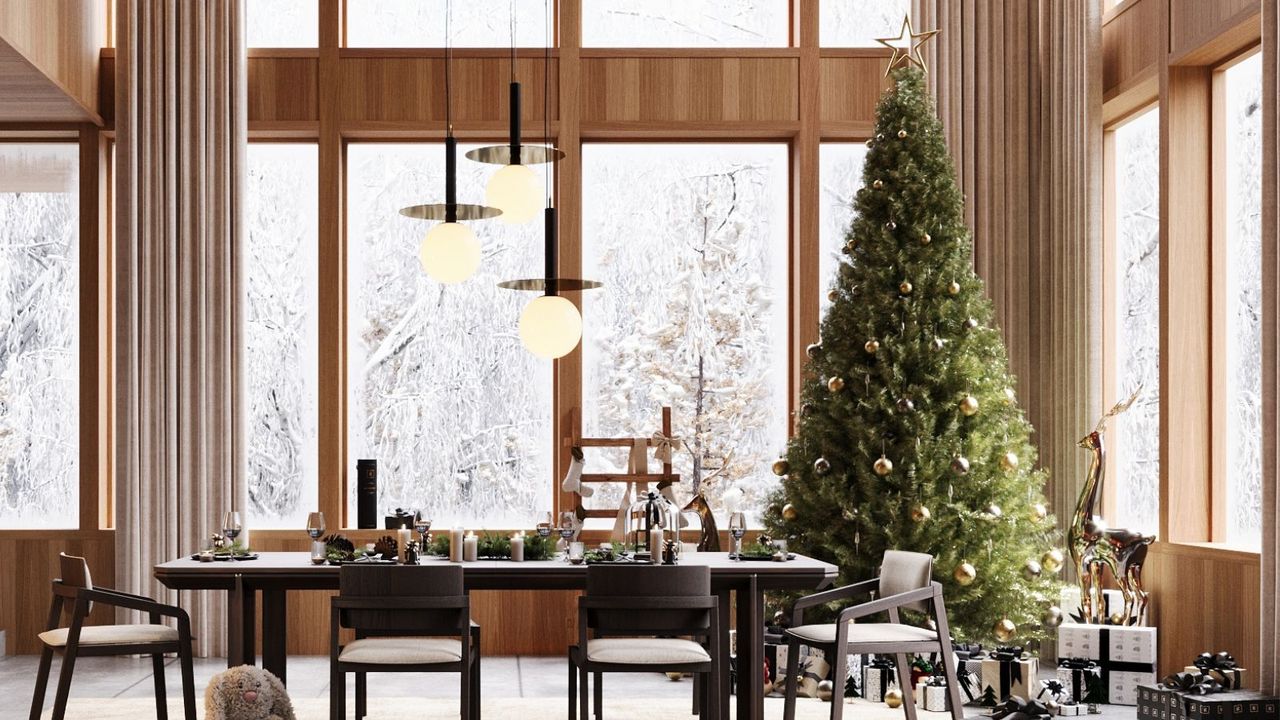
[205,665,296,720]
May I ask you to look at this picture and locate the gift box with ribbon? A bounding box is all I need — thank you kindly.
[1057,623,1157,705]
[990,696,1054,720]
[863,655,898,703]
[980,646,1038,706]
[1056,658,1105,705]
[1179,690,1280,720]
[775,654,830,699]
[1054,702,1087,716]
[1186,652,1246,691]
[957,665,981,705]
[916,675,952,712]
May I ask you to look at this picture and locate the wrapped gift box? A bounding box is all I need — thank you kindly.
[1058,623,1157,705]
[916,678,952,712]
[863,656,898,703]
[1057,658,1105,705]
[1137,685,1169,720]
[980,648,1038,706]
[1181,690,1280,720]
[1055,703,1087,716]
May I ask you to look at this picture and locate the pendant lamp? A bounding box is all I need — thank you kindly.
[466,0,564,225]
[399,0,501,283]
[499,0,600,359]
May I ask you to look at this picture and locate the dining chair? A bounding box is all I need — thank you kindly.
[781,550,964,720]
[568,564,718,720]
[330,564,480,720]
[29,553,197,720]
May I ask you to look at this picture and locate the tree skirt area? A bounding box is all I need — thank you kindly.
[41,696,955,719]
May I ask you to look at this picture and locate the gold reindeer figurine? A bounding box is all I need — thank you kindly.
[1069,388,1156,626]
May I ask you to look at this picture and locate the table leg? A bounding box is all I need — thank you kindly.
[717,589,732,720]
[735,575,763,720]
[262,589,288,684]
[227,575,256,668]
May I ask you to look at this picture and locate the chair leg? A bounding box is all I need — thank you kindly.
[51,643,79,720]
[829,647,848,720]
[593,671,603,720]
[692,673,699,716]
[152,653,169,720]
[697,670,710,720]
[331,666,345,720]
[895,654,919,720]
[460,662,471,720]
[568,651,578,720]
[783,638,801,720]
[473,630,482,720]
[179,638,197,720]
[355,672,366,720]
[28,647,54,720]
[579,665,589,720]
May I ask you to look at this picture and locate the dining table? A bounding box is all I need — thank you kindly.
[154,550,836,720]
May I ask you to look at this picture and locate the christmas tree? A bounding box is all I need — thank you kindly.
[764,65,1061,641]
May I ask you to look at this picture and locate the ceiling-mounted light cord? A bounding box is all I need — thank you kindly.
[510,0,518,82]
[445,0,452,134]
[544,0,551,207]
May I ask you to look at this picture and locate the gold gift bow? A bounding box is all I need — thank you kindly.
[650,431,683,464]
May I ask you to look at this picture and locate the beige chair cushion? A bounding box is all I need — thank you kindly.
[339,637,463,665]
[586,638,711,665]
[39,624,179,647]
[787,622,937,646]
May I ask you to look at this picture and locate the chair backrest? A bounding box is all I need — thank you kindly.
[56,553,94,617]
[338,564,464,635]
[584,565,711,635]
[878,550,934,613]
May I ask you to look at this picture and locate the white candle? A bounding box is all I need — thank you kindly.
[463,532,478,562]
[397,528,411,563]
[649,526,663,564]
[450,527,465,562]
[510,532,525,562]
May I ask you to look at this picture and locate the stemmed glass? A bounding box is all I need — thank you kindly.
[728,511,747,561]
[535,511,554,538]
[222,511,243,546]
[558,511,577,560]
[414,510,433,547]
[306,512,326,564]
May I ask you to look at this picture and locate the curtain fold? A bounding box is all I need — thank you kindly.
[115,0,246,657]
[912,0,1102,546]
[1261,0,1279,696]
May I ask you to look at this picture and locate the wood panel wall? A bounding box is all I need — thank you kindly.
[0,532,116,655]
[0,0,104,121]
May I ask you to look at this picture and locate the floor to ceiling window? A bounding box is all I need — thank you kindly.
[581,0,789,47]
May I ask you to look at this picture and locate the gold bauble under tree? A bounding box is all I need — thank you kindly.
[897,129,908,139]
[1042,548,1065,574]
[772,459,790,477]
[666,671,683,681]
[864,339,880,354]
[872,179,884,189]
[817,680,835,702]
[1041,605,1064,628]
[899,280,914,295]
[993,617,1018,642]
[828,376,846,393]
[884,688,904,709]
[828,287,841,302]
[921,232,932,245]
[1000,452,1019,472]
[1030,503,1048,521]
[948,281,961,295]
[959,395,980,416]
[951,455,970,475]
[813,457,831,475]
[953,562,976,586]
[782,503,798,521]
[773,609,787,626]
[873,455,894,476]
[910,504,931,523]
[1022,559,1042,579]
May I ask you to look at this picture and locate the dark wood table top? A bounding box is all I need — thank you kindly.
[154,551,838,592]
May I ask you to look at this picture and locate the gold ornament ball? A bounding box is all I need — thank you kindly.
[953,562,977,586]
[806,342,823,359]
[951,455,970,475]
[782,503,798,521]
[842,241,855,255]
[899,280,914,295]
[772,459,790,477]
[872,179,884,189]
[984,503,1004,520]
[1042,548,1065,574]
[885,220,897,230]
[993,618,1018,643]
[884,688,904,709]
[959,395,980,416]
[864,339,880,354]
[948,281,961,295]
[814,457,831,475]
[828,287,841,302]
[1022,559,1043,579]
[817,680,835,702]
[666,671,683,681]
[773,609,788,626]
[921,232,932,245]
[828,376,846,393]
[1042,605,1064,628]
[910,504,932,523]
[1110,613,1125,626]
[1030,502,1049,521]
[897,129,908,139]
[874,455,894,476]
[1000,452,1020,472]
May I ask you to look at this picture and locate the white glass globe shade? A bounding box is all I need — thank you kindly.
[486,163,542,225]
[519,295,582,359]
[419,221,481,284]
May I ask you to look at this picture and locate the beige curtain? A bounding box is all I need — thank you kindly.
[114,0,246,657]
[1261,0,1279,696]
[913,0,1102,539]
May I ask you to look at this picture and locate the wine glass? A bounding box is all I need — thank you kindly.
[728,511,747,561]
[306,512,326,539]
[414,510,433,546]
[558,511,577,560]
[536,511,554,538]
[222,511,242,545]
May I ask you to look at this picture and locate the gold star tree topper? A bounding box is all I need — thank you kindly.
[876,15,940,76]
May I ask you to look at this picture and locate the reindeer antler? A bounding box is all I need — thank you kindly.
[1095,385,1142,434]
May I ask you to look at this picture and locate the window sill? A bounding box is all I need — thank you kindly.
[1154,540,1260,562]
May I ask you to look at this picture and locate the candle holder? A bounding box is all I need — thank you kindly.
[622,491,680,561]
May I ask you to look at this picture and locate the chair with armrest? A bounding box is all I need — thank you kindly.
[782,550,963,720]
[330,564,479,720]
[568,565,718,720]
[29,552,197,720]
